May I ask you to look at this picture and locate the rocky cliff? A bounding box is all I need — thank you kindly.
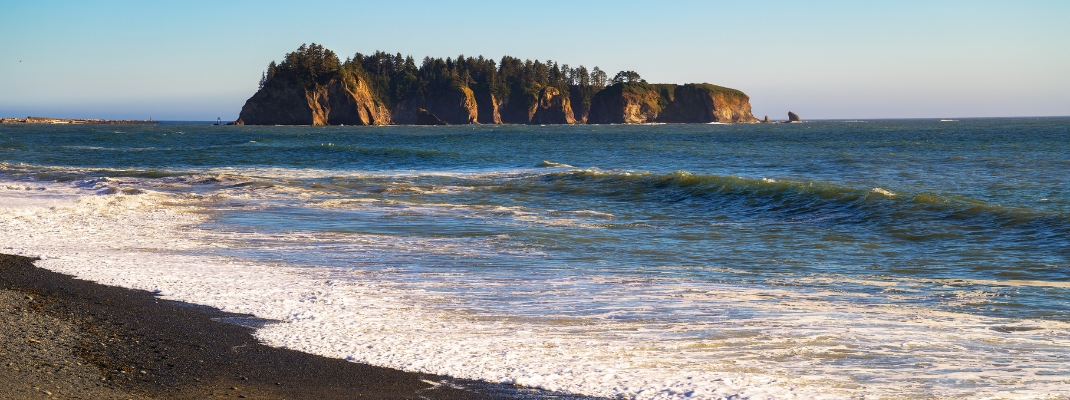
[236,44,763,126]
[586,83,663,124]
[415,108,447,125]
[474,91,502,124]
[498,92,537,124]
[657,84,759,123]
[530,87,576,124]
[237,79,759,126]
[568,86,593,124]
[587,83,758,124]
[235,73,390,126]
[391,87,479,125]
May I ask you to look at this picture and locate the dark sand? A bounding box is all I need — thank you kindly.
[0,254,596,399]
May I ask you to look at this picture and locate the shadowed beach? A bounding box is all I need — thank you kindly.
[0,254,594,399]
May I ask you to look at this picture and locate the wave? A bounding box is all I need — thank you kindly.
[6,161,1066,241]
[495,170,1068,234]
[537,160,574,168]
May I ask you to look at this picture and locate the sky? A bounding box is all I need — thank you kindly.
[1,0,1068,120]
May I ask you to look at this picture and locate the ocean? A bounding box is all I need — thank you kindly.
[1,118,1068,399]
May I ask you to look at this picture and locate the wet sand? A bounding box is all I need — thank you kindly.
[0,254,592,399]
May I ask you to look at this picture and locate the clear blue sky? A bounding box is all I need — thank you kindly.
[2,0,1068,120]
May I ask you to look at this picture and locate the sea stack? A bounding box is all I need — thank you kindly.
[788,111,801,122]
[763,115,770,123]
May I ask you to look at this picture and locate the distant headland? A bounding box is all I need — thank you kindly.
[0,117,159,125]
[232,44,770,126]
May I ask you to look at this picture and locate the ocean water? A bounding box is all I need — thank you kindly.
[1,119,1068,399]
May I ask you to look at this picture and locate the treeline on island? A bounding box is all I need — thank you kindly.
[233,43,759,126]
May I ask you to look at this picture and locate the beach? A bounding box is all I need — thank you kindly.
[0,254,585,399]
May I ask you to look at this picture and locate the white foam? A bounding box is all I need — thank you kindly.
[3,180,1069,399]
[871,187,897,197]
[538,160,575,169]
[0,182,81,208]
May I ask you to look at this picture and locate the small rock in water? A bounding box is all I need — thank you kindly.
[788,111,802,122]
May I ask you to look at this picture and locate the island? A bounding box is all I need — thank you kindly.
[0,117,158,125]
[232,44,761,126]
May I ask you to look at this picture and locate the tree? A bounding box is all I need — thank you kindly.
[259,61,277,89]
[256,43,626,118]
[611,70,643,84]
[276,43,340,87]
[590,67,608,88]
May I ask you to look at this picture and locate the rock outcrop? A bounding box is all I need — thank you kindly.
[235,44,762,126]
[327,77,393,125]
[568,86,593,124]
[235,65,756,127]
[586,83,662,124]
[391,87,479,125]
[587,83,758,124]
[236,74,390,126]
[788,111,801,122]
[498,93,537,124]
[415,108,447,125]
[530,87,576,124]
[474,91,502,124]
[656,84,759,123]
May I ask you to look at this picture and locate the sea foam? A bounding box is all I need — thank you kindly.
[3,177,1069,399]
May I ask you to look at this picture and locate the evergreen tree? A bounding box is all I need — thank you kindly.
[590,67,608,88]
[612,70,643,84]
[258,44,622,114]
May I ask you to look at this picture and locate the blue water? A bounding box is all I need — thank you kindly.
[2,118,1069,397]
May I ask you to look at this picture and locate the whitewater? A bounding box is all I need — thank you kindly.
[2,119,1069,399]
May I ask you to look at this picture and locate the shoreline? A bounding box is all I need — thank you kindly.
[0,117,158,125]
[0,253,595,399]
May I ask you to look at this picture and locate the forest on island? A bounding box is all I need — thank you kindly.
[257,43,650,114]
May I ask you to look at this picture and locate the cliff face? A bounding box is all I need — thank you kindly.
[498,92,537,124]
[586,84,662,124]
[392,87,479,125]
[586,83,758,124]
[236,79,321,125]
[236,74,390,126]
[568,86,592,124]
[415,108,448,125]
[238,44,762,126]
[327,76,393,125]
[657,84,759,123]
[530,87,576,124]
[237,70,756,126]
[474,91,502,124]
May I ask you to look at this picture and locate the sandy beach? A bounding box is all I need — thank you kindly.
[0,253,587,399]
